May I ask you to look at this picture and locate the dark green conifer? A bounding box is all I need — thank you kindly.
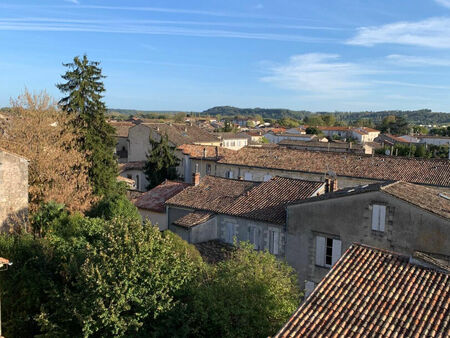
[57,55,118,196]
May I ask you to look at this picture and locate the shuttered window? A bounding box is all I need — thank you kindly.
[269,230,279,255]
[372,204,386,232]
[316,235,342,267]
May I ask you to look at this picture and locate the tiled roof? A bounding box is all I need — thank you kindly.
[172,210,215,227]
[141,123,220,145]
[215,147,450,187]
[215,132,249,140]
[166,176,257,213]
[177,144,236,159]
[0,257,10,266]
[318,126,350,131]
[109,121,134,137]
[134,180,190,212]
[290,181,450,218]
[275,244,450,338]
[223,177,324,224]
[167,175,323,224]
[381,181,450,219]
[119,161,146,172]
[279,139,364,150]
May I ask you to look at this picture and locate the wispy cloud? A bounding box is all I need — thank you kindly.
[387,54,450,67]
[348,17,450,48]
[261,53,373,97]
[0,18,336,42]
[64,0,79,4]
[435,0,450,8]
[373,80,450,90]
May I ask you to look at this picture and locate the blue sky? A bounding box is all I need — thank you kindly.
[2,0,450,112]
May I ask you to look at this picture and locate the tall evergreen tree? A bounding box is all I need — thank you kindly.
[57,55,118,196]
[143,134,180,190]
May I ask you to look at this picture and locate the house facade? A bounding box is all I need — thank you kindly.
[285,182,450,289]
[0,149,28,232]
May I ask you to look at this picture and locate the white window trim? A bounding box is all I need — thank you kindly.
[315,235,341,268]
[371,204,386,232]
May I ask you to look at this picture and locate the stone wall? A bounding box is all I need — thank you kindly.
[0,150,28,232]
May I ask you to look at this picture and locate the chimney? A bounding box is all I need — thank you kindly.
[193,164,200,186]
[325,177,338,193]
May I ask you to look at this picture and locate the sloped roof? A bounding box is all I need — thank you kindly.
[119,161,145,172]
[172,210,215,227]
[167,175,323,224]
[279,139,364,150]
[215,147,450,187]
[177,144,236,159]
[166,176,257,213]
[290,181,450,219]
[275,244,450,338]
[134,180,190,212]
[141,123,220,145]
[109,121,134,137]
[223,177,323,224]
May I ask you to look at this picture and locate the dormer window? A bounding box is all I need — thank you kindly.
[371,204,386,232]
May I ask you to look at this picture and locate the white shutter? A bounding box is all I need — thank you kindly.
[273,231,279,255]
[331,239,342,265]
[379,205,386,232]
[315,236,326,266]
[371,205,380,231]
[229,171,233,179]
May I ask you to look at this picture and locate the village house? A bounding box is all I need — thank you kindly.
[275,244,450,338]
[285,181,450,291]
[214,132,249,150]
[133,180,190,230]
[0,149,28,232]
[165,174,325,256]
[120,122,221,191]
[417,135,450,146]
[179,144,450,190]
[109,121,135,163]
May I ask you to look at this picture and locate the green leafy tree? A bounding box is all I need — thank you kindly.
[173,112,186,123]
[186,242,301,338]
[277,117,300,128]
[306,126,320,135]
[321,114,336,126]
[379,115,410,135]
[304,115,324,126]
[57,55,119,197]
[144,134,180,190]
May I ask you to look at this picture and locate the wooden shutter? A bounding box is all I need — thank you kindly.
[379,205,386,232]
[315,236,326,266]
[372,205,380,231]
[331,239,342,265]
[273,231,279,255]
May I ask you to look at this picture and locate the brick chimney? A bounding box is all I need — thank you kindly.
[193,163,200,186]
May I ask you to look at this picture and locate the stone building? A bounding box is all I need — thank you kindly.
[0,149,28,232]
[178,144,450,190]
[285,181,450,291]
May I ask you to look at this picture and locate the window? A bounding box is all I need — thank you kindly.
[225,223,235,244]
[263,174,272,182]
[206,164,212,175]
[315,235,341,267]
[244,172,253,180]
[372,204,386,232]
[127,174,132,179]
[135,174,140,190]
[248,226,259,249]
[269,230,279,255]
[226,171,234,179]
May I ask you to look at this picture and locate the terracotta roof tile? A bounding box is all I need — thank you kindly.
[134,180,190,212]
[167,176,323,224]
[177,144,236,159]
[275,244,450,338]
[141,123,219,145]
[172,210,215,227]
[119,161,145,172]
[0,257,9,265]
[213,147,450,187]
[109,121,134,137]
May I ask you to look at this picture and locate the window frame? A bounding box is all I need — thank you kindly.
[371,204,386,232]
[315,235,341,268]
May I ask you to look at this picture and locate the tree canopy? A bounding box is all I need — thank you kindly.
[143,134,180,190]
[57,55,119,197]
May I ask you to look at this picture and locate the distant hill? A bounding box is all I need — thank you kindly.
[202,106,450,125]
[108,109,184,115]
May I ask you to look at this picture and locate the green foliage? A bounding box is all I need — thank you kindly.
[57,55,119,197]
[379,115,410,135]
[31,201,68,237]
[306,126,320,135]
[219,120,238,132]
[173,112,186,123]
[277,117,300,128]
[186,242,301,338]
[321,114,336,126]
[429,126,450,136]
[412,125,428,134]
[144,134,180,190]
[261,136,270,144]
[375,143,449,158]
[304,115,325,126]
[88,194,141,223]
